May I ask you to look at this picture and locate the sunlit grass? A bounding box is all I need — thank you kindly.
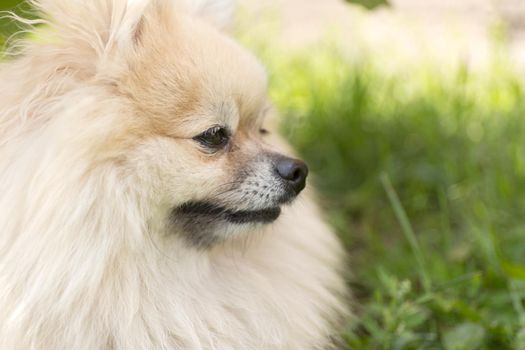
[253,41,525,348]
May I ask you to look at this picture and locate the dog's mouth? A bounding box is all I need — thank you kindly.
[169,202,282,248]
[177,201,282,224]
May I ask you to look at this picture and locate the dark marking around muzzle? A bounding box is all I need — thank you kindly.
[169,201,281,248]
[178,201,281,224]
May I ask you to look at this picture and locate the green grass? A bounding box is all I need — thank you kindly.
[255,43,525,348]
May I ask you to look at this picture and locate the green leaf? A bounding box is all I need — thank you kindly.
[345,0,390,10]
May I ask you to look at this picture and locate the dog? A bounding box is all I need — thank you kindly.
[0,0,349,348]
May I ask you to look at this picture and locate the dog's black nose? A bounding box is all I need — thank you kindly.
[275,157,309,194]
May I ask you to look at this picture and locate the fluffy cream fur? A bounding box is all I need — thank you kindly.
[0,0,349,349]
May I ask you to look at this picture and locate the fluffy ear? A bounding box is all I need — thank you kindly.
[22,0,234,77]
[179,0,235,30]
[24,0,152,73]
[28,0,234,54]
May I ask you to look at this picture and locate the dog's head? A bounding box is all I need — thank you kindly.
[122,3,309,247]
[9,0,308,248]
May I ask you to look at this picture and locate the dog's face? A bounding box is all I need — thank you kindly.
[102,5,309,248]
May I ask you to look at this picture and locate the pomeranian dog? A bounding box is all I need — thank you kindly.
[0,0,349,349]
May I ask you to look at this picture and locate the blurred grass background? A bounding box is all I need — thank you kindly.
[0,0,31,47]
[239,0,525,348]
[267,47,525,349]
[3,0,525,348]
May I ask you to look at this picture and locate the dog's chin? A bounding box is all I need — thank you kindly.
[169,201,284,249]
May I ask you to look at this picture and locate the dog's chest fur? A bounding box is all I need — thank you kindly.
[111,201,346,350]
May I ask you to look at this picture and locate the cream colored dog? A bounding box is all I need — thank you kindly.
[0,0,348,349]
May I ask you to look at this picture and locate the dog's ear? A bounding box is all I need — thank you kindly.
[25,0,152,75]
[35,0,153,45]
[24,0,235,77]
[180,0,236,30]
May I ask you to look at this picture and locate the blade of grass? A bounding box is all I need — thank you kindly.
[508,279,525,337]
[438,187,452,250]
[380,173,431,292]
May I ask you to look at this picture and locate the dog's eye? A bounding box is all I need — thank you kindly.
[193,126,230,149]
[259,128,269,135]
